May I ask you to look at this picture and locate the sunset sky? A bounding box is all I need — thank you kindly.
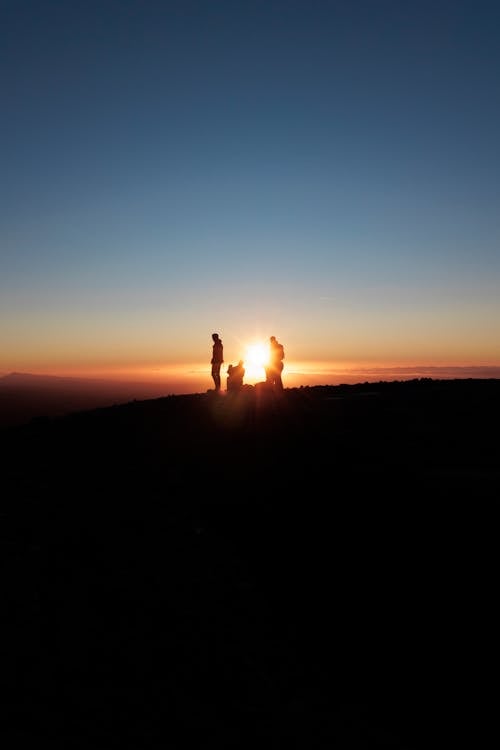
[2,0,499,392]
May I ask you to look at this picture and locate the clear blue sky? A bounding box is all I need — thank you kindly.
[2,0,499,387]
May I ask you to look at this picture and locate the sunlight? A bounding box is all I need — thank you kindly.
[243,342,269,382]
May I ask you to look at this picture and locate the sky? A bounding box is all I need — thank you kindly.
[2,0,500,391]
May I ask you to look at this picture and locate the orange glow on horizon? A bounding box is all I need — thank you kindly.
[2,358,500,391]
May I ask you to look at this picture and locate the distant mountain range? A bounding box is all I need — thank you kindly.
[0,371,165,387]
[0,371,177,427]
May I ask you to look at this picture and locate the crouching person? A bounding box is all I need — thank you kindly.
[227,360,245,392]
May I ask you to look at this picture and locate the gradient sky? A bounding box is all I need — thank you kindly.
[2,0,500,390]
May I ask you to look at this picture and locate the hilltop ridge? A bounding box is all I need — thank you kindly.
[4,377,499,501]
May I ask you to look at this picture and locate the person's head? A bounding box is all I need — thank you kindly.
[270,336,276,343]
[212,333,219,341]
[238,360,244,366]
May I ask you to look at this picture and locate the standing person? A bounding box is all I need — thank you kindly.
[211,333,224,391]
[266,335,285,391]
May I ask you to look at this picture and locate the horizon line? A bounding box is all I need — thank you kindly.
[2,363,500,392]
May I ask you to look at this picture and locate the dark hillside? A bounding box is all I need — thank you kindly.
[3,379,498,746]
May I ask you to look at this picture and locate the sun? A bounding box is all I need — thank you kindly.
[243,342,269,382]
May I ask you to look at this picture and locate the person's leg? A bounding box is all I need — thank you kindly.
[275,364,284,390]
[266,366,276,387]
[212,364,221,390]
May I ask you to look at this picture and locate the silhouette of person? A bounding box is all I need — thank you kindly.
[211,333,224,391]
[227,360,245,392]
[265,335,285,391]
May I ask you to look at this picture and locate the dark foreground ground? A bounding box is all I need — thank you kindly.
[2,379,499,747]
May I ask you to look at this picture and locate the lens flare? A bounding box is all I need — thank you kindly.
[243,342,269,382]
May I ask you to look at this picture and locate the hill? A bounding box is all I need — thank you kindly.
[3,378,498,746]
[4,376,498,499]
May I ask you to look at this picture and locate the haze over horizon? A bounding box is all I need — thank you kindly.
[2,364,500,398]
[2,0,499,388]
